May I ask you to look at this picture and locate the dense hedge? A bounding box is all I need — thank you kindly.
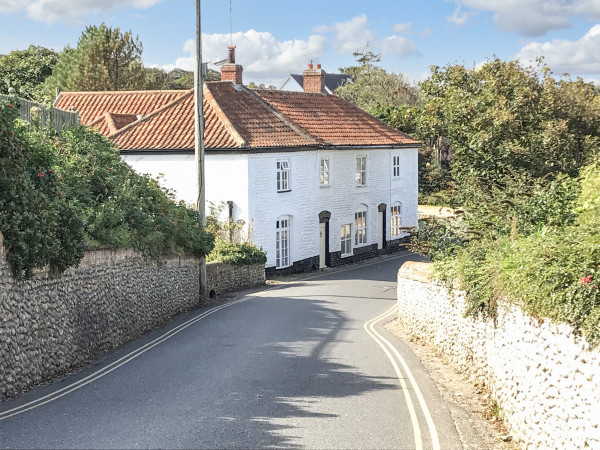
[206,241,267,266]
[414,160,600,345]
[0,98,213,278]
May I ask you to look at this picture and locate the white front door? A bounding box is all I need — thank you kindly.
[319,222,326,268]
[377,211,384,249]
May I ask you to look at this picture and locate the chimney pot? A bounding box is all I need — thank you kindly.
[227,46,236,64]
[221,46,243,84]
[302,64,326,93]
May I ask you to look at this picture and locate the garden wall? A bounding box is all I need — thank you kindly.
[0,246,264,399]
[397,261,600,449]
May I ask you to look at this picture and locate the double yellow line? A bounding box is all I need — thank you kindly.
[364,305,440,450]
[0,296,253,421]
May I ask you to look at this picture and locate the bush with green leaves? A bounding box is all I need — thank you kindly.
[422,160,600,345]
[206,240,267,266]
[205,201,266,265]
[0,99,84,278]
[1,99,214,278]
[54,126,214,259]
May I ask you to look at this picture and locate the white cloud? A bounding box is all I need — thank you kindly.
[165,30,328,85]
[382,35,419,59]
[517,24,600,74]
[0,0,23,13]
[448,0,600,37]
[419,26,433,37]
[392,22,412,35]
[315,14,374,54]
[1,0,164,24]
[447,5,474,26]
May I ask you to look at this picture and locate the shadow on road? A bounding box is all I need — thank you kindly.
[0,253,427,449]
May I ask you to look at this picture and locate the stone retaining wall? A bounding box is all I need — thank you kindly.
[0,248,264,399]
[206,261,265,296]
[397,261,600,449]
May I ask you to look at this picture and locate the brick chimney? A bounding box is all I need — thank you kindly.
[303,63,326,93]
[221,46,243,84]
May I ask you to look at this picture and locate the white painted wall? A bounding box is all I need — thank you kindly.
[120,153,250,223]
[121,154,197,206]
[121,148,418,270]
[247,148,418,268]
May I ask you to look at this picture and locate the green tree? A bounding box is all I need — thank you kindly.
[0,46,59,102]
[336,47,420,112]
[45,23,145,96]
[143,67,219,90]
[417,60,600,214]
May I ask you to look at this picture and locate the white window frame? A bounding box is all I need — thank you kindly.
[354,209,367,246]
[340,224,352,257]
[356,156,367,186]
[276,216,291,268]
[320,157,330,186]
[392,155,401,178]
[277,160,291,192]
[391,203,402,238]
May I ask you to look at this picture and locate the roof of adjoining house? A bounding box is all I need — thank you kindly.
[54,82,419,151]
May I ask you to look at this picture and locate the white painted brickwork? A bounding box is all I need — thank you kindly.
[248,148,418,268]
[122,147,418,269]
[397,262,600,449]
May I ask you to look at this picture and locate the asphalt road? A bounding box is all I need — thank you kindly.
[0,252,466,449]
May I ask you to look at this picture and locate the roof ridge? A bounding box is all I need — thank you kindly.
[105,112,118,135]
[203,84,246,148]
[60,89,189,95]
[109,90,194,139]
[247,88,322,145]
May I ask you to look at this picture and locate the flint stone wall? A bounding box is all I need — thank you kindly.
[397,261,600,449]
[0,247,264,399]
[206,261,265,296]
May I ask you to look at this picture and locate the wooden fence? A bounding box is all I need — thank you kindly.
[0,95,79,133]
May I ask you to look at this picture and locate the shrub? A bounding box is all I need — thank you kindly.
[420,160,600,345]
[207,240,266,266]
[0,98,214,278]
[0,99,84,278]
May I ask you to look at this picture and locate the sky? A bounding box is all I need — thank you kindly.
[1,0,600,89]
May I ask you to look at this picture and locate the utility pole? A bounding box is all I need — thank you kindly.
[195,0,207,299]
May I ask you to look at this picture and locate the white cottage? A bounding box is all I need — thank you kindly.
[55,51,420,274]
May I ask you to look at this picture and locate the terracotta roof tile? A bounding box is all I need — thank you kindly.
[56,83,419,151]
[254,90,419,146]
[54,90,188,126]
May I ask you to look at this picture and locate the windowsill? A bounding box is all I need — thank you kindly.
[276,264,292,269]
[356,184,367,188]
[341,253,353,258]
[277,189,292,193]
[319,184,331,188]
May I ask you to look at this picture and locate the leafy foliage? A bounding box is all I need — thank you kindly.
[0,98,84,278]
[205,201,266,265]
[0,46,59,102]
[403,60,600,345]
[420,160,600,345]
[44,23,146,95]
[0,99,213,278]
[207,241,267,266]
[336,48,420,112]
